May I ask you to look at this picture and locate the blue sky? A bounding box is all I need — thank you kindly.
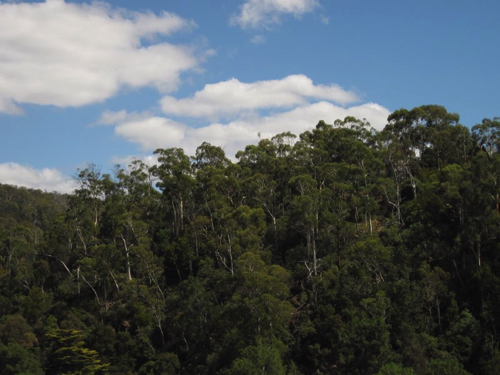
[1,0,499,192]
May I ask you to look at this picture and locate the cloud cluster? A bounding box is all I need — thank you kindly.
[0,163,77,193]
[231,0,319,29]
[0,0,199,113]
[160,75,359,120]
[0,2,388,193]
[104,91,390,159]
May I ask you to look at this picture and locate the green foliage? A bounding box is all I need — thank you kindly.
[0,314,38,349]
[138,352,180,375]
[44,329,109,374]
[426,357,471,375]
[225,343,286,375]
[377,362,415,375]
[0,342,43,375]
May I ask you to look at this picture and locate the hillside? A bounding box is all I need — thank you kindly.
[1,105,500,374]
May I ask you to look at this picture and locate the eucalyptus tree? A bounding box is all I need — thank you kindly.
[472,118,500,158]
[153,148,196,238]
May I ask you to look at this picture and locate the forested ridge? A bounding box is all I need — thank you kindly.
[1,105,500,374]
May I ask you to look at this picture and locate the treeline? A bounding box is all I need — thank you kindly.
[1,105,500,374]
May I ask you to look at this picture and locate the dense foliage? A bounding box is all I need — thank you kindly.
[1,105,500,374]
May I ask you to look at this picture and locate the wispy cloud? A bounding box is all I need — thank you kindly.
[250,35,266,44]
[230,0,319,29]
[0,0,202,113]
[0,163,76,193]
[160,74,359,120]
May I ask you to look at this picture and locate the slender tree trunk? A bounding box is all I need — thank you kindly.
[227,233,234,277]
[180,196,184,231]
[77,227,87,255]
[109,270,120,292]
[82,275,101,306]
[171,199,178,237]
[311,225,317,276]
[157,318,165,346]
[77,266,80,295]
[121,234,133,281]
[368,209,373,234]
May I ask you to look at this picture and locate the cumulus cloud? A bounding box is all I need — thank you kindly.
[103,101,390,159]
[160,75,359,120]
[231,0,319,29]
[0,163,77,193]
[0,0,199,113]
[115,117,187,151]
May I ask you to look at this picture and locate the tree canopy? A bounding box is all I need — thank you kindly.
[1,105,499,374]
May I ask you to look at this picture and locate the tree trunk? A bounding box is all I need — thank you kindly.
[121,234,133,281]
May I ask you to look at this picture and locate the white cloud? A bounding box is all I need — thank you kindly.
[97,110,131,125]
[160,75,359,120]
[231,0,319,29]
[0,163,76,193]
[115,117,187,151]
[104,101,390,159]
[97,109,153,126]
[0,0,199,113]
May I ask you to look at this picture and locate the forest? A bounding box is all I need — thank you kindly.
[1,104,500,374]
